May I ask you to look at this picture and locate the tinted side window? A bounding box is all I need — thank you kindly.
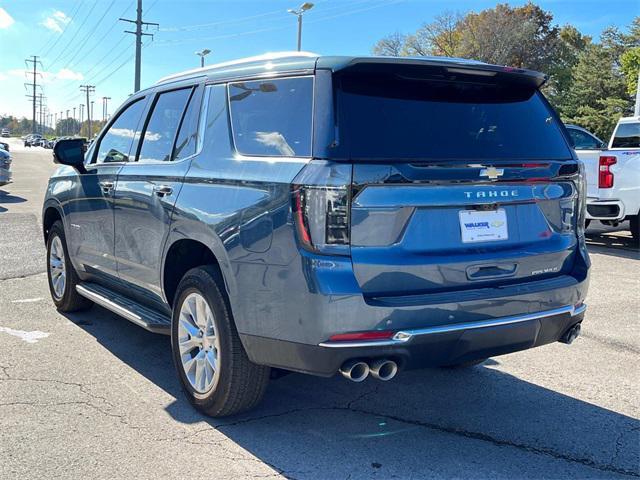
[568,128,599,150]
[174,87,202,161]
[95,98,146,164]
[228,77,313,157]
[138,88,192,163]
[611,123,640,148]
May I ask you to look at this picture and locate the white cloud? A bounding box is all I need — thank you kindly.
[42,17,63,33]
[41,10,70,33]
[0,8,15,29]
[0,73,6,81]
[56,68,83,81]
[2,68,83,84]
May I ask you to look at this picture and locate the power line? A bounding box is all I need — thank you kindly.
[40,0,86,58]
[59,0,118,70]
[152,0,398,47]
[46,0,97,70]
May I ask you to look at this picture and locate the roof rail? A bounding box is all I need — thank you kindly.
[156,51,319,84]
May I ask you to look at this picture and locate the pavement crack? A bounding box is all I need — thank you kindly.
[213,404,639,478]
[344,406,640,478]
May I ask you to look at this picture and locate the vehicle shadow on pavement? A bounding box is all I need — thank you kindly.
[0,190,27,206]
[64,304,640,479]
[586,234,639,259]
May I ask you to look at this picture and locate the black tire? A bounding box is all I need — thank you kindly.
[46,220,93,312]
[171,265,270,417]
[441,358,488,369]
[630,216,639,244]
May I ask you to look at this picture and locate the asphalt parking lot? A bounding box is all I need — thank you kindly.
[0,137,638,479]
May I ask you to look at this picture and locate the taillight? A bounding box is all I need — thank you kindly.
[576,161,587,237]
[598,156,616,188]
[292,161,351,255]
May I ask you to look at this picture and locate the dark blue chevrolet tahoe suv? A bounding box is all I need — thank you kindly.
[43,53,589,416]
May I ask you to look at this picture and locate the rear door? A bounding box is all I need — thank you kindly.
[113,84,203,302]
[333,67,580,297]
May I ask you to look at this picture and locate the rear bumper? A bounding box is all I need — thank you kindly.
[241,304,586,376]
[586,198,625,220]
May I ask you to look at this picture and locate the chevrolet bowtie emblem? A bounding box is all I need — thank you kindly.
[480,167,504,180]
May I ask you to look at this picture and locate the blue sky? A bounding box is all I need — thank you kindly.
[0,0,635,121]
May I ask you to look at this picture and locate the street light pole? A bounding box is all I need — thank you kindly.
[196,49,211,68]
[287,3,314,51]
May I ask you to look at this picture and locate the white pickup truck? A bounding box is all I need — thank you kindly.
[566,117,640,242]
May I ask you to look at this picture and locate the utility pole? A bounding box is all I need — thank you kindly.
[80,85,95,138]
[37,94,43,134]
[90,101,95,135]
[24,56,42,134]
[66,110,70,136]
[635,69,640,117]
[102,96,111,121]
[120,0,159,92]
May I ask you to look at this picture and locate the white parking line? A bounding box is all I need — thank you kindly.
[11,297,43,303]
[0,326,49,343]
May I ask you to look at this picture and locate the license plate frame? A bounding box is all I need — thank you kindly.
[459,209,509,243]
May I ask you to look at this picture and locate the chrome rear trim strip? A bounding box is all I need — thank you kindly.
[319,304,586,348]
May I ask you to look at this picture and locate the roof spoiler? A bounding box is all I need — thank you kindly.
[319,56,548,89]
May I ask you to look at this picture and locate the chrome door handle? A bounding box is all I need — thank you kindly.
[99,181,114,193]
[153,185,173,197]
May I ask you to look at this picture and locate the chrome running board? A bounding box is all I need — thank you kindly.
[76,283,171,335]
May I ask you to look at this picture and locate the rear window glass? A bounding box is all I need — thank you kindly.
[611,122,640,148]
[228,77,313,157]
[336,73,572,161]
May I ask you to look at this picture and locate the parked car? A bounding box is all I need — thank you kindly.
[44,138,57,149]
[0,148,12,186]
[0,140,9,152]
[1,128,10,137]
[44,53,589,417]
[571,117,640,241]
[24,134,42,147]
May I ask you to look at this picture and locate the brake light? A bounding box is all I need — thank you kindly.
[291,161,351,255]
[598,156,616,188]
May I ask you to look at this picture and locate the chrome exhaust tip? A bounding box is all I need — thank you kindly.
[560,323,582,344]
[339,360,370,382]
[369,359,398,381]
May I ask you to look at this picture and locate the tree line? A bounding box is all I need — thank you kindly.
[373,2,639,141]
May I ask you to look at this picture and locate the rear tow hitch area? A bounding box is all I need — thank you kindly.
[560,323,582,344]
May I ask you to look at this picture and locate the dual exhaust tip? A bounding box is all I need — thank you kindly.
[339,358,398,382]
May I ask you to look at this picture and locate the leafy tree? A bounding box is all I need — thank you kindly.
[458,3,560,70]
[620,47,640,96]
[562,43,630,138]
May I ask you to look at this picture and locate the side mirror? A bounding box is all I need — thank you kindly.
[53,138,87,173]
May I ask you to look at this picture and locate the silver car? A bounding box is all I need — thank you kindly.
[0,148,11,186]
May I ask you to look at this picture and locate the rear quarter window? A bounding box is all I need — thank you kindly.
[228,77,313,157]
[611,122,640,148]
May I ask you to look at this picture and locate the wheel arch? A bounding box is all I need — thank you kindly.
[161,232,236,309]
[42,201,64,242]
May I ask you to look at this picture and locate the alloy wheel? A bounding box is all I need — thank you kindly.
[177,292,221,394]
[49,235,66,300]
